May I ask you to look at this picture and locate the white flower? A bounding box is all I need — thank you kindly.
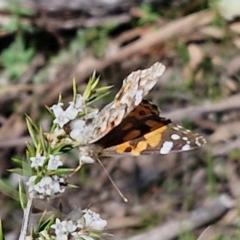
[51,218,67,235]
[65,220,77,233]
[34,176,54,197]
[81,209,107,231]
[52,177,65,194]
[71,118,86,129]
[65,104,78,120]
[51,219,78,240]
[47,154,63,170]
[26,175,37,193]
[27,175,66,199]
[69,94,85,111]
[51,103,70,128]
[30,153,46,168]
[70,119,86,143]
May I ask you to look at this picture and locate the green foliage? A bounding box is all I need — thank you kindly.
[0,179,19,201]
[74,24,117,58]
[176,42,190,64]
[2,0,33,34]
[138,3,158,25]
[35,214,55,235]
[0,1,35,80]
[1,37,34,79]
[229,149,240,159]
[179,230,195,240]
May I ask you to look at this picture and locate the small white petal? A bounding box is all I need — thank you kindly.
[47,155,63,170]
[84,109,99,120]
[26,176,37,192]
[71,119,86,130]
[34,176,54,196]
[81,209,107,231]
[30,153,46,168]
[51,218,67,235]
[65,104,78,120]
[56,233,68,240]
[65,220,77,233]
[51,103,64,117]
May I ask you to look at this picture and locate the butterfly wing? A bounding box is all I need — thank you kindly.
[88,63,166,143]
[96,99,171,148]
[102,123,206,156]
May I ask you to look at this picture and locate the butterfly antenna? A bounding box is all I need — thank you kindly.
[96,157,128,203]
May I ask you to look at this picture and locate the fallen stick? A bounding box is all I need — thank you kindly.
[164,94,240,121]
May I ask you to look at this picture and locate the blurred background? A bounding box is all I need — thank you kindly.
[0,0,240,239]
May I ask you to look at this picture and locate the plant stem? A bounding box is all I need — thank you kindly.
[19,196,33,240]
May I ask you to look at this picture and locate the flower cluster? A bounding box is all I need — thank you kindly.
[26,175,65,199]
[50,92,99,165]
[20,77,110,239]
[25,152,66,199]
[50,95,98,146]
[51,94,85,128]
[25,93,96,199]
[50,209,107,240]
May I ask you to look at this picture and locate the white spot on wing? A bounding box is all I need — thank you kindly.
[171,134,180,140]
[160,141,173,154]
[181,144,191,151]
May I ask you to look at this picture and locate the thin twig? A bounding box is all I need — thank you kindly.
[19,196,34,240]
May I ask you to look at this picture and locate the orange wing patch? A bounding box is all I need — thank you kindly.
[103,123,206,156]
[113,125,167,155]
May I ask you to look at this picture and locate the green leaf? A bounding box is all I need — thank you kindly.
[52,144,74,154]
[26,116,39,148]
[26,142,35,157]
[83,80,93,100]
[9,160,32,177]
[35,211,55,232]
[39,126,47,153]
[0,179,19,201]
[12,157,23,167]
[95,85,113,93]
[67,183,79,189]
[52,168,75,175]
[0,220,4,240]
[45,105,54,116]
[90,74,99,90]
[19,181,27,209]
[87,91,111,105]
[72,78,77,102]
[8,168,24,175]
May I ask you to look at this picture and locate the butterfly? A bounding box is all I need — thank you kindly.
[69,62,206,163]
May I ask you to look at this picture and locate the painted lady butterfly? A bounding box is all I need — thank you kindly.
[70,62,206,163]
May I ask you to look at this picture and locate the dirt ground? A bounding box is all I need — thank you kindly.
[1,0,240,239]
